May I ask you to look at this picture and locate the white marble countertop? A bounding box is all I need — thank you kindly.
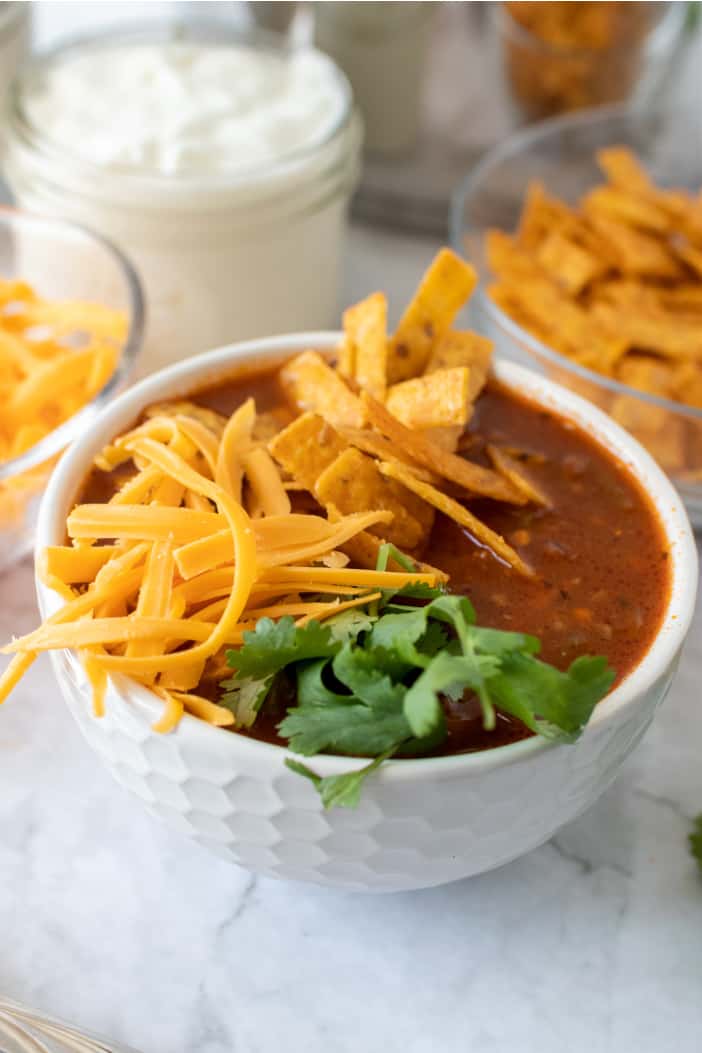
[1,5,701,1052]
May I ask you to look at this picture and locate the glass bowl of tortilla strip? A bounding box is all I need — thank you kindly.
[452,104,702,527]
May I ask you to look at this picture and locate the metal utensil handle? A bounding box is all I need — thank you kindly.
[0,1000,141,1053]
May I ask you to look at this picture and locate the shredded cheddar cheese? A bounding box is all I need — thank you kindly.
[1,397,435,734]
[0,277,126,527]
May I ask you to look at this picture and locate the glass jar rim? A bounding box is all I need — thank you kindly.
[9,18,355,192]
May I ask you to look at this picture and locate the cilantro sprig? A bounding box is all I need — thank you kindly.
[221,555,615,809]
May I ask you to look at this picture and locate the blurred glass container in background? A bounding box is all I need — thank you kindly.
[3,21,361,371]
[497,1,689,120]
[322,1,692,236]
[0,2,30,103]
[315,2,433,156]
[0,210,143,572]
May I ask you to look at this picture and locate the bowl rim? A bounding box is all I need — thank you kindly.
[35,332,698,779]
[448,102,702,424]
[0,206,145,483]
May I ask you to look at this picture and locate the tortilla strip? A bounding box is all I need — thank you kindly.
[268,412,347,492]
[336,332,355,379]
[596,147,652,195]
[418,425,464,453]
[315,447,434,550]
[517,181,577,250]
[424,330,492,400]
[252,410,289,445]
[386,367,472,431]
[279,350,364,428]
[487,446,551,508]
[582,186,670,234]
[536,230,602,295]
[338,427,440,484]
[585,213,682,281]
[377,461,533,578]
[343,291,387,400]
[387,249,478,383]
[360,391,527,504]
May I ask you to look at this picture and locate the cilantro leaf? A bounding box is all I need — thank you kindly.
[280,653,411,756]
[689,815,702,874]
[403,650,500,738]
[489,653,615,741]
[219,674,272,727]
[424,593,477,632]
[326,608,375,643]
[225,616,340,680]
[332,644,407,708]
[469,626,540,656]
[280,694,409,757]
[285,752,393,809]
[368,606,438,674]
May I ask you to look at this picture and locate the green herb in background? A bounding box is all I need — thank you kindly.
[689,815,702,874]
[221,549,615,809]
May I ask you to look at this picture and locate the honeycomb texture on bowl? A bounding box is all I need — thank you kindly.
[50,647,674,892]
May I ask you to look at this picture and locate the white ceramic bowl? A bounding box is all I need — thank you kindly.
[35,335,698,892]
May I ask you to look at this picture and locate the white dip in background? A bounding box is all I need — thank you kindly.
[23,43,347,175]
[6,35,361,370]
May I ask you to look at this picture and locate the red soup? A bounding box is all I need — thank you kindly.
[81,362,671,756]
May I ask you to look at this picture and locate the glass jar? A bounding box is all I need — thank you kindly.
[4,22,362,372]
[495,1,689,121]
[315,2,433,156]
[0,2,30,102]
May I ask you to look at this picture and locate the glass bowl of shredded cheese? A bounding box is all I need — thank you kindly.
[0,208,144,572]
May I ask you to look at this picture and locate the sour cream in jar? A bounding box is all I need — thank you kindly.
[5,26,361,370]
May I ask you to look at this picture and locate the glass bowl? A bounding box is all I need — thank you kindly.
[0,208,144,572]
[494,1,689,121]
[450,103,702,527]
